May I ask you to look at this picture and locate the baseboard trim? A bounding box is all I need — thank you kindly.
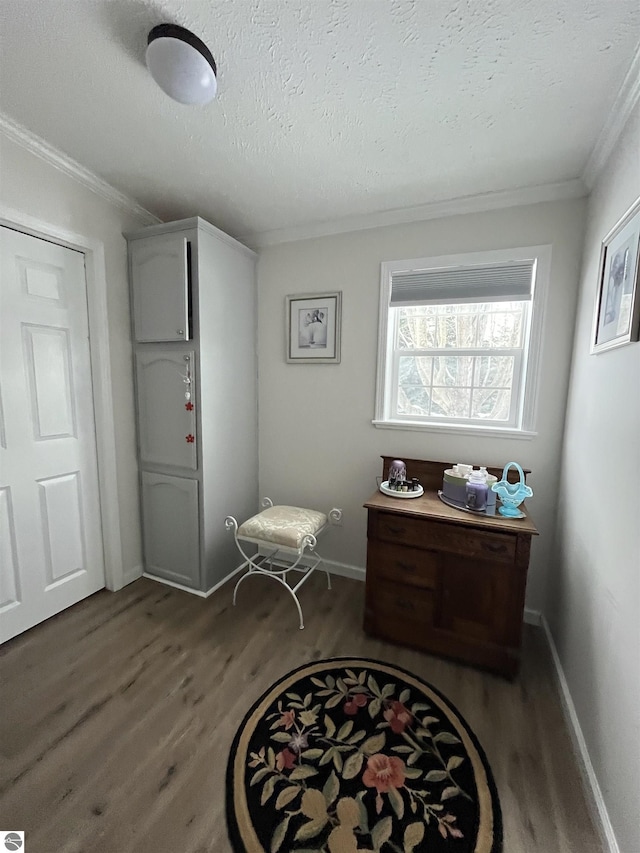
[523,607,541,625]
[122,564,143,588]
[142,573,209,598]
[255,545,366,582]
[540,613,620,853]
[322,559,366,581]
[201,564,247,597]
[141,564,246,599]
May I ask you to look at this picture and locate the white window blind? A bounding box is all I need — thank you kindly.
[389,260,536,306]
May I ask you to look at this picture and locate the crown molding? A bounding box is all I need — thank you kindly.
[247,179,587,248]
[583,42,640,189]
[0,112,161,226]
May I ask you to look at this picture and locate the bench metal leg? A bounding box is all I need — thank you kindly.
[225,508,332,630]
[232,559,310,629]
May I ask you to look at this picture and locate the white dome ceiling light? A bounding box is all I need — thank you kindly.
[146,24,217,105]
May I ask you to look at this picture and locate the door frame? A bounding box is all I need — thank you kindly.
[0,204,125,591]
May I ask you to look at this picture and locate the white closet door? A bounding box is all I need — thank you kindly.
[0,227,105,644]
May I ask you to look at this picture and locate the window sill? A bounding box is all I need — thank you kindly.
[371,419,537,440]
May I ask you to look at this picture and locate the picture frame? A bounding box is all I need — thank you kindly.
[286,292,342,363]
[591,196,640,354]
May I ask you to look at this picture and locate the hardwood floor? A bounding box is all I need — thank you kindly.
[0,574,602,853]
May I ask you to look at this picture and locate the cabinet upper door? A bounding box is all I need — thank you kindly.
[130,235,190,342]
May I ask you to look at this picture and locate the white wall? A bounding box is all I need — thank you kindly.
[551,103,640,853]
[258,197,586,610]
[0,134,147,582]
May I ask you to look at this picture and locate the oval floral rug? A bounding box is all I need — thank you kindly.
[226,658,502,853]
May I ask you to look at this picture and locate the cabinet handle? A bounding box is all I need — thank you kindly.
[386,525,405,535]
[177,329,185,336]
[395,598,414,612]
[484,542,506,553]
[397,561,416,573]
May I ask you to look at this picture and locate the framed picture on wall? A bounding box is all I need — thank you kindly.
[286,292,342,363]
[591,196,640,354]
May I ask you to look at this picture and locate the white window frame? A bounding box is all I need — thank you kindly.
[373,245,552,438]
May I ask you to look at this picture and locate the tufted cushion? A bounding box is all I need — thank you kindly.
[237,505,328,550]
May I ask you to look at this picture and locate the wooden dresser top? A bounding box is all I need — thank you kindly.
[364,489,538,536]
[365,457,538,535]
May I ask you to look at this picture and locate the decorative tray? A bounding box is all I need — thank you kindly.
[379,481,424,499]
[437,490,499,517]
[438,489,527,521]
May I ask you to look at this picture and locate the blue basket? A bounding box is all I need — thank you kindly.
[491,462,532,517]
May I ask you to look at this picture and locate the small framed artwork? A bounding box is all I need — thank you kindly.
[592,196,640,354]
[286,292,342,363]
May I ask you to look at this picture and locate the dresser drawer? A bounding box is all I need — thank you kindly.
[367,579,434,648]
[367,540,438,590]
[370,511,516,564]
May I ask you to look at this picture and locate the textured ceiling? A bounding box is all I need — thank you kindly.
[0,0,639,244]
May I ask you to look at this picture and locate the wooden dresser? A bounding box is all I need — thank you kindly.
[363,457,538,678]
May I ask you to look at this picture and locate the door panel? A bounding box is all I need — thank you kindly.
[131,235,190,342]
[0,385,6,449]
[18,253,67,302]
[0,486,20,609]
[23,324,77,439]
[141,472,200,588]
[0,226,105,643]
[38,472,87,586]
[136,349,197,470]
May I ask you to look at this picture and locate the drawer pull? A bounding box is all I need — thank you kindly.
[395,598,415,612]
[484,542,507,553]
[386,525,405,535]
[397,561,416,573]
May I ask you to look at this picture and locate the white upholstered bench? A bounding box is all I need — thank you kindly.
[224,498,341,629]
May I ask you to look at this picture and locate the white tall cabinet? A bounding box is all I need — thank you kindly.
[126,217,258,593]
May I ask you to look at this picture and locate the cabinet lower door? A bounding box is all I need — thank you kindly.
[141,472,200,589]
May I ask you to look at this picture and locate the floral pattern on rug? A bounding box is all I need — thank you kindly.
[229,661,500,853]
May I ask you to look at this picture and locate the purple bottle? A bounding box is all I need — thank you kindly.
[465,469,488,510]
[389,460,406,490]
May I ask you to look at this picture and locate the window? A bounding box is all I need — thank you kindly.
[374,246,550,435]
